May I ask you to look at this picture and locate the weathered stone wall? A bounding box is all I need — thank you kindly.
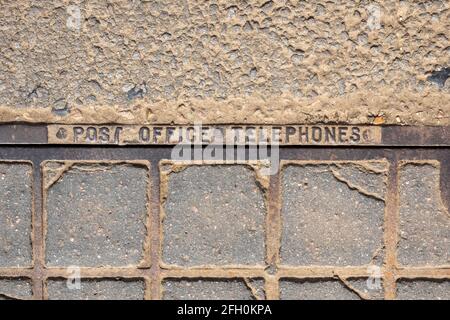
[0,0,449,125]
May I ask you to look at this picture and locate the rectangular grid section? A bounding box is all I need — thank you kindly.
[0,147,448,300]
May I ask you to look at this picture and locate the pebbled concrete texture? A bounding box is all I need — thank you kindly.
[0,162,33,268]
[44,162,150,267]
[162,164,266,267]
[279,278,384,300]
[46,278,146,300]
[398,162,450,266]
[162,278,265,300]
[396,279,450,300]
[280,161,387,266]
[0,0,448,125]
[0,278,33,300]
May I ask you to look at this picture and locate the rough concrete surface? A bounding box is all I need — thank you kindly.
[280,278,383,300]
[396,279,450,300]
[46,278,145,300]
[0,0,448,125]
[398,162,450,266]
[0,278,33,300]
[280,161,387,266]
[162,164,266,267]
[0,162,33,268]
[162,278,265,300]
[44,162,150,267]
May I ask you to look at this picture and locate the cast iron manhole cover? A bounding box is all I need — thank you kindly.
[0,124,449,300]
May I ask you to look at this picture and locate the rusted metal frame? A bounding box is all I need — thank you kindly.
[0,146,448,300]
[396,267,450,279]
[0,124,450,146]
[276,148,449,299]
[0,146,172,300]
